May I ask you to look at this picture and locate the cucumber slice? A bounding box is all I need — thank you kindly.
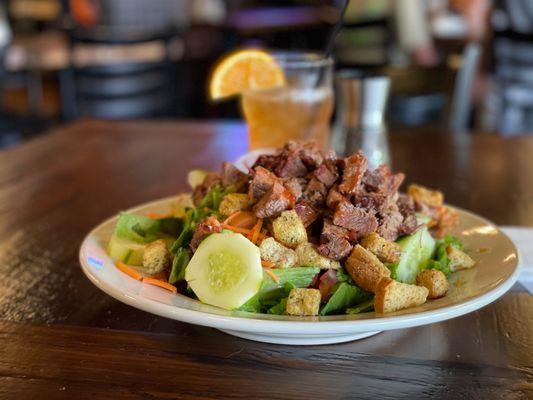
[185,232,263,310]
[389,227,436,284]
[187,169,208,189]
[107,235,146,266]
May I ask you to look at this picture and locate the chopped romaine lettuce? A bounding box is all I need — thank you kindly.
[114,213,162,243]
[336,268,354,284]
[268,298,288,315]
[427,235,464,277]
[258,267,320,301]
[238,283,295,313]
[168,247,191,284]
[260,282,296,303]
[319,283,368,316]
[169,186,232,255]
[170,225,194,254]
[346,298,374,314]
[199,184,233,211]
[237,294,262,313]
[157,217,184,237]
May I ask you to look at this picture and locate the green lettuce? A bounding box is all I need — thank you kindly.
[268,298,288,315]
[319,283,368,316]
[428,235,464,277]
[169,247,191,284]
[258,267,320,301]
[346,298,374,314]
[114,213,162,243]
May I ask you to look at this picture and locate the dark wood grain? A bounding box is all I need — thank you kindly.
[0,120,531,399]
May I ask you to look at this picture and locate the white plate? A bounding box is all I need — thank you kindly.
[80,197,520,345]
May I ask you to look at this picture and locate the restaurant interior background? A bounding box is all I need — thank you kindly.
[0,0,531,149]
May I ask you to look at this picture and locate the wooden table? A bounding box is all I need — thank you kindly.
[0,120,531,399]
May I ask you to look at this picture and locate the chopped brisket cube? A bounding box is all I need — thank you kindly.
[313,163,338,187]
[248,166,278,202]
[397,193,415,214]
[326,186,345,209]
[221,162,248,192]
[332,201,378,238]
[318,219,354,260]
[192,172,220,205]
[339,151,367,195]
[318,237,353,261]
[302,177,328,208]
[399,214,418,236]
[397,194,418,235]
[253,181,295,219]
[354,192,394,214]
[275,152,308,178]
[388,172,405,194]
[252,153,281,171]
[294,201,319,227]
[362,165,390,193]
[283,177,305,201]
[377,208,403,241]
[363,165,404,195]
[321,219,351,241]
[190,216,222,251]
[298,141,324,169]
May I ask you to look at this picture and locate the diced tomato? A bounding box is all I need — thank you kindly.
[318,269,338,302]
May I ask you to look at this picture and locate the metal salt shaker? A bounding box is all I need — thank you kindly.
[332,71,391,169]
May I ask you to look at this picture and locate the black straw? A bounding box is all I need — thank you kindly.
[325,0,349,59]
[314,0,348,88]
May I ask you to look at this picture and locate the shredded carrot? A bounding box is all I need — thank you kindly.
[146,211,174,219]
[261,260,276,268]
[255,230,269,245]
[223,211,257,229]
[116,262,143,281]
[265,269,280,284]
[249,219,263,244]
[221,224,252,235]
[143,277,178,293]
[152,271,168,280]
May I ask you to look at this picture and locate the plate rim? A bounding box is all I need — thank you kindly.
[79,196,521,335]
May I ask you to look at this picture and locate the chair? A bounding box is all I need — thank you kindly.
[448,42,482,134]
[60,28,179,120]
[492,37,533,135]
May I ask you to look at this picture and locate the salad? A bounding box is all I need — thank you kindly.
[107,141,475,316]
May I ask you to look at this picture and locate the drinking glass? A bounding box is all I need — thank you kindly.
[241,52,334,150]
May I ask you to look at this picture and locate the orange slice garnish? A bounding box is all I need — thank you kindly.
[209,49,285,100]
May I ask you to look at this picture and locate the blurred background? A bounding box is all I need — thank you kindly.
[0,0,531,149]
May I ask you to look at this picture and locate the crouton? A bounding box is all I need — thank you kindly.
[286,288,321,316]
[407,184,443,208]
[218,193,250,216]
[447,246,475,271]
[142,239,171,275]
[272,210,307,248]
[259,237,297,268]
[375,278,429,313]
[416,269,450,299]
[438,206,459,230]
[296,242,341,270]
[345,245,391,293]
[360,232,401,263]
